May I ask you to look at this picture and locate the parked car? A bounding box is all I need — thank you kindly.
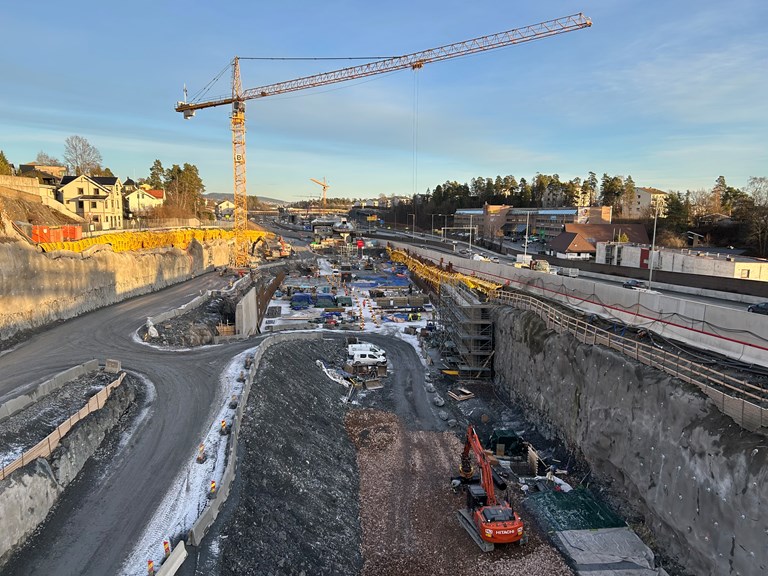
[747,302,768,315]
[622,279,647,290]
[490,256,500,263]
[349,351,387,366]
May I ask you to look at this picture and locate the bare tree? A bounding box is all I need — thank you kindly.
[35,151,62,166]
[744,176,768,257]
[62,135,102,176]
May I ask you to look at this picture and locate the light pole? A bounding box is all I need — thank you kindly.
[648,205,659,290]
[431,213,436,239]
[524,211,530,259]
[408,213,415,239]
[443,214,448,241]
[469,214,474,256]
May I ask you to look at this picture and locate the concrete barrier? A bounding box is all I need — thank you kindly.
[156,541,188,575]
[186,332,321,547]
[0,359,99,423]
[399,243,768,368]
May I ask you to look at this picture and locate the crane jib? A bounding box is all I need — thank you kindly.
[174,12,591,266]
[175,13,591,113]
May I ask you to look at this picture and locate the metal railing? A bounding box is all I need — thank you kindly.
[492,290,768,431]
[0,372,126,480]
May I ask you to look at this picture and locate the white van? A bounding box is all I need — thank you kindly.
[348,343,386,358]
[349,351,387,366]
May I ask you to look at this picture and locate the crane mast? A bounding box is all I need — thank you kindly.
[176,13,591,266]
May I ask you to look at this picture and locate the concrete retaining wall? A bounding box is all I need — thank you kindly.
[492,307,768,576]
[0,375,135,568]
[0,236,231,342]
[187,331,322,547]
[235,288,259,337]
[0,360,99,422]
[401,243,768,368]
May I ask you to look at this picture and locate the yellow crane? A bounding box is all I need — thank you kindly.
[309,177,330,209]
[175,13,591,266]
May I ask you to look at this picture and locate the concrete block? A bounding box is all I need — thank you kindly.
[156,541,187,576]
[104,359,122,374]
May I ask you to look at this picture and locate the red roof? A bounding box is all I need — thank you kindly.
[145,189,164,199]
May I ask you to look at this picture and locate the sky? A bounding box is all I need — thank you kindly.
[1,1,766,202]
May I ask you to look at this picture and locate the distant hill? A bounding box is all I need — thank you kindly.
[204,193,288,207]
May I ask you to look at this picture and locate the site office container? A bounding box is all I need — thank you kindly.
[31,225,51,243]
[63,225,83,240]
[48,228,64,243]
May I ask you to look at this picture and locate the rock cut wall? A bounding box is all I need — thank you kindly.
[0,380,135,568]
[492,307,768,576]
[0,237,230,342]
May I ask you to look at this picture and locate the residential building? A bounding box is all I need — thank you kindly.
[623,187,668,219]
[58,175,124,230]
[124,187,165,215]
[18,163,67,180]
[216,199,236,218]
[545,223,649,260]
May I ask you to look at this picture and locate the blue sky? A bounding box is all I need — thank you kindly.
[1,1,766,202]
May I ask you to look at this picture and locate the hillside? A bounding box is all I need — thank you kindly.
[0,191,79,228]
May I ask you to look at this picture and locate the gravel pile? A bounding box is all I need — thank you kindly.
[215,336,575,576]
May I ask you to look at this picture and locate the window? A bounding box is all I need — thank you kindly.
[78,187,84,195]
[741,269,750,279]
[78,200,84,209]
[91,201,97,209]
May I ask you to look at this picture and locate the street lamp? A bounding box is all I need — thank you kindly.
[408,213,415,239]
[469,214,474,256]
[524,211,530,259]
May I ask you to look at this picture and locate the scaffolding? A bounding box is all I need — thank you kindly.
[387,247,500,379]
[438,281,495,379]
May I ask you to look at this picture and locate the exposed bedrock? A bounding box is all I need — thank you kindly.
[493,307,767,576]
[0,238,230,341]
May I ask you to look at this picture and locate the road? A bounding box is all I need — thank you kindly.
[0,272,258,576]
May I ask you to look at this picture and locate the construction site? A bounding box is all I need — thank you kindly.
[1,7,767,575]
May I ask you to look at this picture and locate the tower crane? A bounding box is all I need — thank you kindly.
[175,13,591,266]
[309,177,330,210]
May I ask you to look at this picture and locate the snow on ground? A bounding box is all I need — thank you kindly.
[122,257,431,573]
[119,348,253,576]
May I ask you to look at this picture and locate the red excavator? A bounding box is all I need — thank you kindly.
[455,425,526,551]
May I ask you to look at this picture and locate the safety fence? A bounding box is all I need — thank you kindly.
[0,360,99,423]
[492,290,768,431]
[0,372,126,480]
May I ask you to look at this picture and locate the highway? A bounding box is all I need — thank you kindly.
[0,272,257,576]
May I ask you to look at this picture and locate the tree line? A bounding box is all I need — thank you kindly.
[385,172,768,257]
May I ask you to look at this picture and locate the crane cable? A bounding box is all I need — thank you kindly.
[412,68,420,200]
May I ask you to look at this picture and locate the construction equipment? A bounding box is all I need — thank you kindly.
[455,425,526,551]
[309,177,330,209]
[175,14,591,267]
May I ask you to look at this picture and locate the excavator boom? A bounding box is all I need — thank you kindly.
[457,425,526,550]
